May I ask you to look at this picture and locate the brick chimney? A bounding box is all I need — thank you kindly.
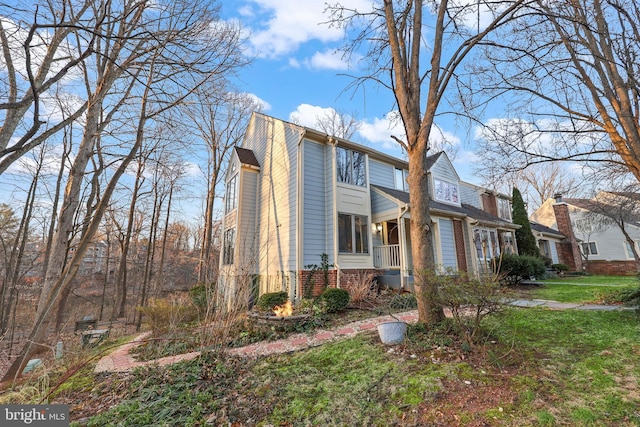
[481,192,498,216]
[552,194,583,271]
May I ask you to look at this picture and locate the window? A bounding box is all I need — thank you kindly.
[473,227,499,260]
[624,241,640,259]
[574,218,592,233]
[336,147,366,186]
[434,178,459,204]
[580,241,598,256]
[539,240,551,258]
[225,174,237,214]
[395,168,408,191]
[498,198,511,220]
[501,232,515,254]
[222,228,236,265]
[338,213,369,254]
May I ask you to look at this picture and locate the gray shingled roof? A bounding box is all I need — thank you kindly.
[530,221,565,238]
[235,147,260,167]
[371,184,515,228]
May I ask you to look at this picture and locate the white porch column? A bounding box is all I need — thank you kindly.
[398,204,409,290]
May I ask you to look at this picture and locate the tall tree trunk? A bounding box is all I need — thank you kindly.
[153,182,174,298]
[112,159,145,320]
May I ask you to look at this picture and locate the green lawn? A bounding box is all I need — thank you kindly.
[76,308,640,426]
[540,274,637,286]
[528,275,638,303]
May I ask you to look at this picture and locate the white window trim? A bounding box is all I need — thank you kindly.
[580,241,598,256]
[433,178,460,205]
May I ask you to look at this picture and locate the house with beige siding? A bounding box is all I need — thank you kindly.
[219,113,520,301]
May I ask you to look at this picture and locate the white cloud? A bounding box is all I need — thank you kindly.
[358,113,405,150]
[246,93,272,111]
[305,49,356,71]
[238,0,372,58]
[289,104,335,128]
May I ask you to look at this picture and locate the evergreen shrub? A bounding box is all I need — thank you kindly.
[321,287,350,313]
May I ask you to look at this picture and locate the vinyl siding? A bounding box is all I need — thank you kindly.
[237,169,258,270]
[431,156,459,183]
[459,182,482,208]
[244,114,302,275]
[549,241,559,264]
[303,140,328,266]
[371,190,398,220]
[438,218,457,270]
[369,159,395,187]
[325,144,335,265]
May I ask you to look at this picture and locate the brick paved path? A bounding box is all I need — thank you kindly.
[94,311,418,373]
[94,298,627,374]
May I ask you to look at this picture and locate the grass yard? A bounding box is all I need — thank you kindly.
[69,307,640,426]
[540,275,638,286]
[522,275,638,304]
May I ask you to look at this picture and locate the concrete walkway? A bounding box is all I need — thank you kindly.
[94,300,629,374]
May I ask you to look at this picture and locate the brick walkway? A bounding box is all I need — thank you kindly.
[94,298,627,374]
[94,311,419,373]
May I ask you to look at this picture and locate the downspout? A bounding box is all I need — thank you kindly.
[398,203,409,290]
[296,135,304,301]
[329,137,340,288]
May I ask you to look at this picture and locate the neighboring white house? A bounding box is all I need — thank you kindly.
[219,113,520,301]
[530,221,566,265]
[531,192,640,275]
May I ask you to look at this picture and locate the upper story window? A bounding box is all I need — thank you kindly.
[337,147,366,186]
[395,168,408,191]
[574,218,592,233]
[434,178,459,204]
[498,198,511,220]
[225,174,238,214]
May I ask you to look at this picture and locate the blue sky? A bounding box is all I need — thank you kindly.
[221,0,481,183]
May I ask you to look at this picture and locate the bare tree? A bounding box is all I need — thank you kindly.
[327,0,526,324]
[315,109,361,140]
[478,161,584,212]
[2,0,246,382]
[473,0,640,185]
[0,0,98,174]
[183,88,259,285]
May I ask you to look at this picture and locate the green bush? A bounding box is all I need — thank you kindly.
[551,263,569,273]
[189,282,212,315]
[256,291,288,312]
[618,286,640,310]
[494,254,546,285]
[321,287,350,313]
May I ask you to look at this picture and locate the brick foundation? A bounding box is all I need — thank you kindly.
[299,268,380,297]
[583,260,640,276]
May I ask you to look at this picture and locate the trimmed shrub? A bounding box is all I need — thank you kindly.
[256,291,288,312]
[321,287,350,313]
[494,254,546,285]
[551,263,569,274]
